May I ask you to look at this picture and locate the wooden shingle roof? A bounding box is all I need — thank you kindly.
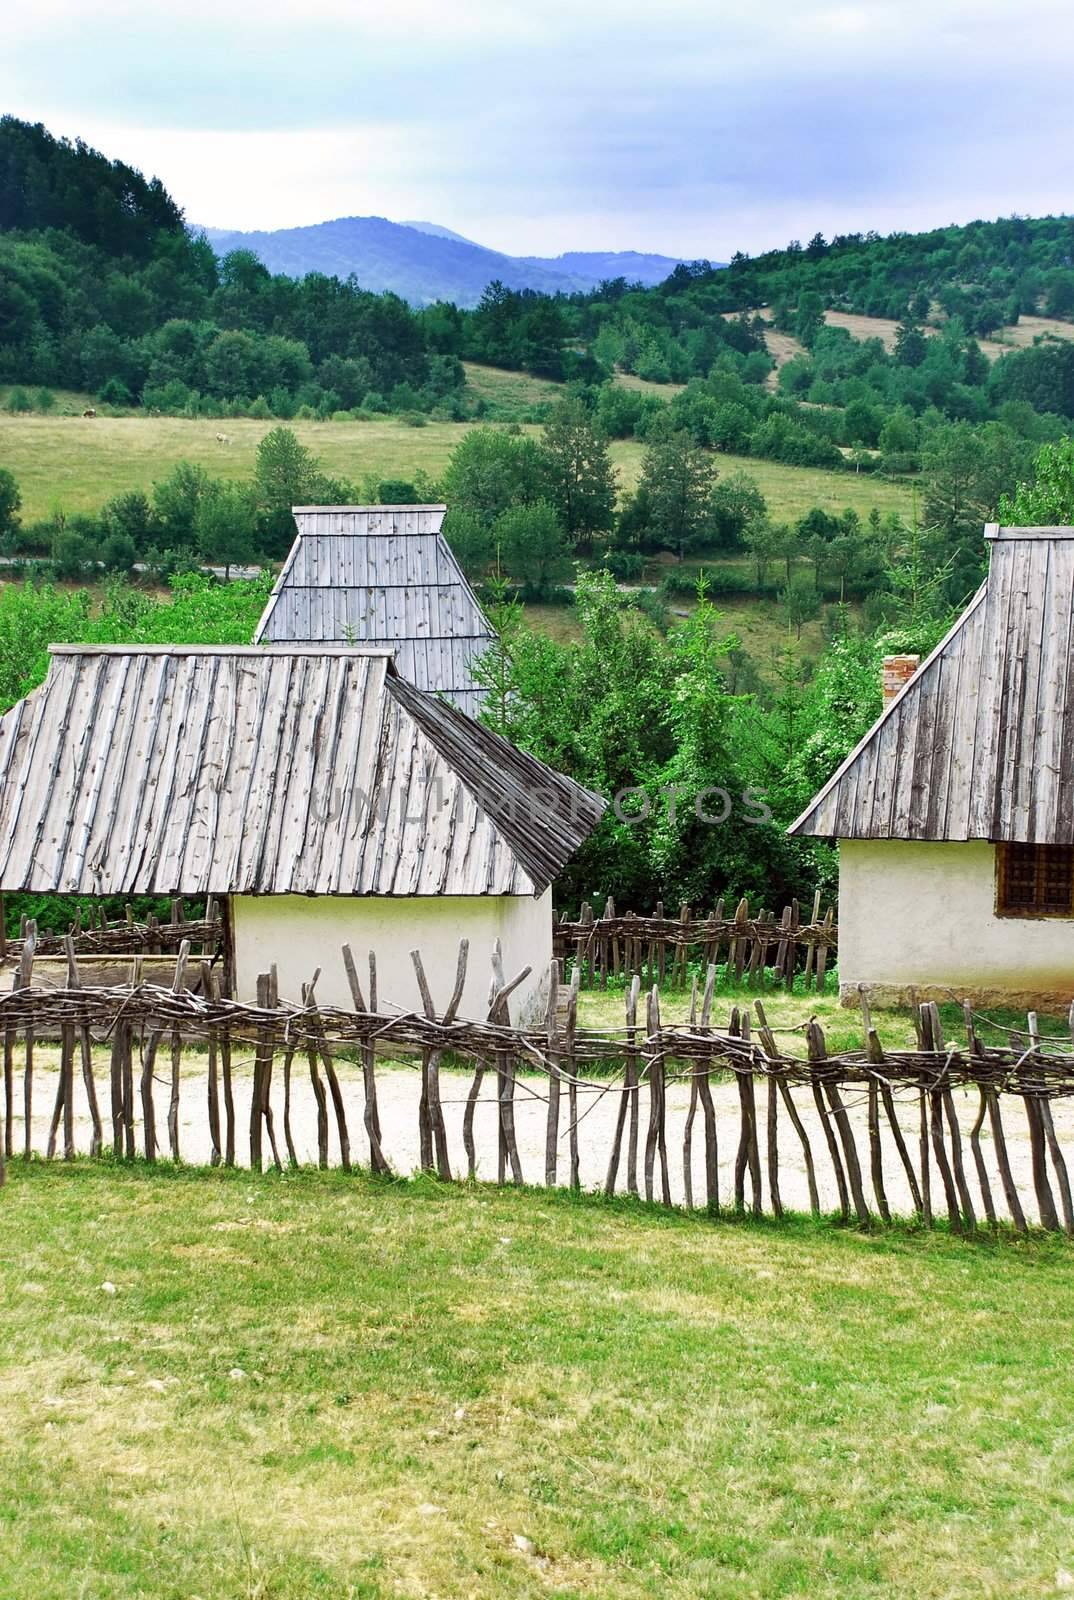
[254,506,496,717]
[0,647,603,896]
[790,526,1074,843]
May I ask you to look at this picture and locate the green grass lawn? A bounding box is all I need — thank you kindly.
[0,411,915,527]
[2,1160,1073,1599]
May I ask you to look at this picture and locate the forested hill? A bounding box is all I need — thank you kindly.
[0,117,469,415]
[691,216,1074,335]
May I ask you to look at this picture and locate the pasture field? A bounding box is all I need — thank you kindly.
[2,1155,1074,1600]
[462,361,566,411]
[611,369,687,397]
[609,443,913,522]
[0,411,915,527]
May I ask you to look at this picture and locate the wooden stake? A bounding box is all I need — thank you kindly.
[546,960,562,1188]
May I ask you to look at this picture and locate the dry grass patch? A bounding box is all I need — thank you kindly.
[983,313,1074,352]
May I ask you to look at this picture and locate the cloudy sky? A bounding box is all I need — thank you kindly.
[4,0,1073,257]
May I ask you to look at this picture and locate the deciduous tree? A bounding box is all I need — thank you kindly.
[540,398,617,553]
[634,422,717,558]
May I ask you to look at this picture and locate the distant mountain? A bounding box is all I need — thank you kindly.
[194,215,699,306]
[401,220,480,247]
[521,250,695,288]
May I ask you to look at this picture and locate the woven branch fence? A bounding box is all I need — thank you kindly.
[2,897,221,961]
[554,891,836,991]
[4,922,1074,1236]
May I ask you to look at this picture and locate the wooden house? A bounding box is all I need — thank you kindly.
[254,505,496,716]
[0,645,602,1016]
[790,524,1074,1009]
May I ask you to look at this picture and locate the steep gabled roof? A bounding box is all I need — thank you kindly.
[0,647,603,896]
[254,505,496,717]
[790,526,1074,844]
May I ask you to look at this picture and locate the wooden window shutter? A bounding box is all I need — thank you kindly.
[997,843,1074,918]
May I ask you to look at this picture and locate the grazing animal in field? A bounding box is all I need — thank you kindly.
[215,432,231,445]
[82,408,96,419]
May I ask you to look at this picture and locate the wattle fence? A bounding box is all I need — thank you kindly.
[554,892,837,990]
[2,897,221,961]
[2,923,1072,1237]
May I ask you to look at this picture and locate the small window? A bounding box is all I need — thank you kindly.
[996,843,1074,918]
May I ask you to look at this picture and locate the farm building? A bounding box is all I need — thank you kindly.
[0,645,602,1018]
[790,524,1074,1010]
[254,505,496,716]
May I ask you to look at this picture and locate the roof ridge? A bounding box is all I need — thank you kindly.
[48,644,399,659]
[290,503,448,513]
[386,675,604,894]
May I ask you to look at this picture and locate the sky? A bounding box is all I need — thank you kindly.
[3,0,1074,257]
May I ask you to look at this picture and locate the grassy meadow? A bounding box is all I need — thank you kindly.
[2,1158,1074,1599]
[0,404,915,527]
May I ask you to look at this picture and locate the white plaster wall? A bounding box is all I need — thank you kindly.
[230,889,552,1023]
[840,839,1074,1004]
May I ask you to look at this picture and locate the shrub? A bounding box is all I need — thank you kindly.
[17,520,51,556]
[268,386,297,420]
[34,388,56,413]
[142,545,200,583]
[378,479,421,504]
[100,532,138,574]
[630,588,670,632]
[5,387,32,413]
[0,468,20,537]
[142,379,194,413]
[510,581,575,606]
[659,570,704,599]
[600,550,644,580]
[51,528,96,580]
[97,376,132,406]
[246,395,273,420]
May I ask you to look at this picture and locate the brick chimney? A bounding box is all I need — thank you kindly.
[882,654,920,704]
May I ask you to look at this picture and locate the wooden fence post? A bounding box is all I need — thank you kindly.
[545,959,561,1188]
[756,999,819,1216]
[489,943,529,1186]
[200,961,222,1168]
[565,966,580,1191]
[16,921,35,1162]
[643,985,671,1206]
[303,970,348,1173]
[1031,1010,1074,1234]
[682,976,699,1210]
[860,991,890,1222]
[696,965,719,1214]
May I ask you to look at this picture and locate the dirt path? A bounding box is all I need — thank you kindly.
[14,1050,1074,1222]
